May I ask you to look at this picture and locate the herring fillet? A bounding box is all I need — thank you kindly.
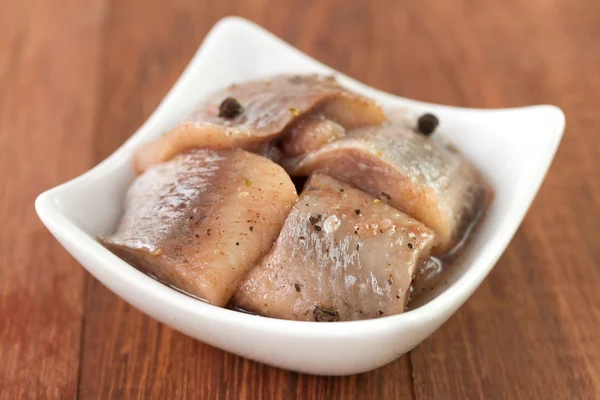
[279,117,346,156]
[101,149,298,307]
[284,113,491,253]
[134,74,385,173]
[233,174,435,321]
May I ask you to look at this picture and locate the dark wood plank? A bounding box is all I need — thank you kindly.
[0,0,105,398]
[78,0,416,399]
[404,0,600,399]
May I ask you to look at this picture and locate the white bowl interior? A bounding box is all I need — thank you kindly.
[36,17,564,374]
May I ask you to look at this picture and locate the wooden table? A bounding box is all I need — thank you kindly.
[1,0,599,398]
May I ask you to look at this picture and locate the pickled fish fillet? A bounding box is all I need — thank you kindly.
[134,74,385,173]
[101,149,298,306]
[232,174,435,321]
[279,116,346,157]
[284,112,491,253]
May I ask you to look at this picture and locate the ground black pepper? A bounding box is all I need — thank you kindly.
[309,214,322,225]
[249,226,254,231]
[294,283,301,292]
[313,306,340,322]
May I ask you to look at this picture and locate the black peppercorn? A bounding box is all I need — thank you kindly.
[218,97,243,119]
[417,113,439,135]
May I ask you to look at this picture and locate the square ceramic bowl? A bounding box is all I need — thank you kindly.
[35,17,564,375]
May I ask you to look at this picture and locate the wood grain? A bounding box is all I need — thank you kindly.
[1,0,599,398]
[0,0,104,398]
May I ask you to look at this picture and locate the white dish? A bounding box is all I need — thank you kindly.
[35,17,564,375]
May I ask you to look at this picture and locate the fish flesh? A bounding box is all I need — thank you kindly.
[102,73,492,322]
[284,112,490,253]
[101,149,298,306]
[134,74,385,173]
[232,174,435,321]
[279,116,346,157]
